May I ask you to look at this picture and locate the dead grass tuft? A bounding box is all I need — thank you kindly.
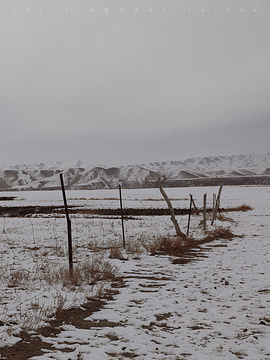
[41,256,117,288]
[109,246,124,260]
[158,236,183,253]
[141,235,194,256]
[216,213,234,222]
[221,204,253,213]
[16,291,68,331]
[8,269,30,287]
[140,236,159,255]
[87,239,101,252]
[125,239,143,256]
[203,227,234,242]
[141,226,235,265]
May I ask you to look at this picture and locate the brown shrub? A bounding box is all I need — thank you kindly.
[221,204,253,213]
[203,227,234,242]
[8,269,30,287]
[216,213,234,222]
[158,236,183,253]
[140,237,159,255]
[41,256,117,288]
[125,240,143,256]
[109,246,124,260]
[141,235,195,255]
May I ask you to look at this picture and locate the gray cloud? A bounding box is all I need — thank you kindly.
[1,0,270,167]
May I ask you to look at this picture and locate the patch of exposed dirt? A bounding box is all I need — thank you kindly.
[153,228,236,265]
[0,205,66,217]
[0,197,16,201]
[106,351,139,358]
[0,279,125,360]
[154,313,172,321]
[0,205,252,217]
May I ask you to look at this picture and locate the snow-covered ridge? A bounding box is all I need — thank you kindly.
[1,153,270,190]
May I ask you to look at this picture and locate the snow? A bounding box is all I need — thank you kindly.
[1,152,270,190]
[0,186,270,359]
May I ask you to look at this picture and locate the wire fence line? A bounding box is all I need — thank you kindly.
[0,189,206,298]
[0,214,119,331]
[0,213,133,272]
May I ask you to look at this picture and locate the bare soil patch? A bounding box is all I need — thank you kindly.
[0,197,16,201]
[0,279,124,360]
[0,204,252,217]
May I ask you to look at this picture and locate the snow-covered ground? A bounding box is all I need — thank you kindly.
[0,186,270,359]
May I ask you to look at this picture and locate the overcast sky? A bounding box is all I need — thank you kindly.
[1,0,270,167]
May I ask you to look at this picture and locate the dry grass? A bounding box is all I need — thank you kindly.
[7,256,118,331]
[87,239,101,252]
[141,226,234,258]
[158,236,183,253]
[216,213,234,222]
[8,269,30,287]
[141,235,192,255]
[51,245,66,257]
[109,246,125,260]
[40,256,117,288]
[125,239,143,256]
[220,204,253,212]
[203,227,234,242]
[13,291,68,331]
[140,236,160,255]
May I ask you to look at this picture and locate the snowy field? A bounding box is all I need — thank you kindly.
[0,186,270,359]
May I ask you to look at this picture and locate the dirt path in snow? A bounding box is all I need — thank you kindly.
[0,238,215,360]
[26,230,270,360]
[1,216,270,359]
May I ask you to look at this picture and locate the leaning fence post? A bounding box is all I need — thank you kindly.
[118,184,126,249]
[60,173,73,275]
[158,176,186,241]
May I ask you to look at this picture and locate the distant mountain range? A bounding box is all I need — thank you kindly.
[1,153,270,190]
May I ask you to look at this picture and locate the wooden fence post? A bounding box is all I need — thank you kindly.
[158,176,186,241]
[60,173,73,275]
[211,183,224,225]
[118,184,126,249]
[213,193,216,210]
[186,194,193,236]
[203,193,207,230]
[191,196,199,215]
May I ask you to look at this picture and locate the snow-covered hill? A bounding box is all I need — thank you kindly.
[1,153,270,190]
